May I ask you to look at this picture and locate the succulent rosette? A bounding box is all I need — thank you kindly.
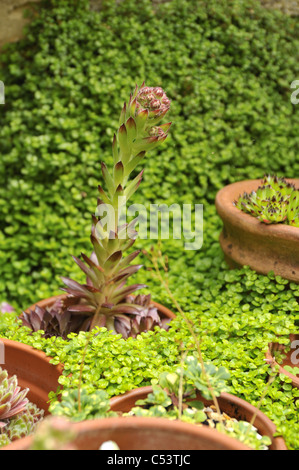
[235,175,299,226]
[0,367,44,447]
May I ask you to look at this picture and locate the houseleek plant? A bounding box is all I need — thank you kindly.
[0,367,44,447]
[235,175,299,226]
[22,84,172,339]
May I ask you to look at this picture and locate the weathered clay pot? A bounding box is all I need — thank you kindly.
[24,294,176,326]
[266,334,299,389]
[109,386,287,450]
[1,415,255,450]
[0,338,62,414]
[215,178,299,283]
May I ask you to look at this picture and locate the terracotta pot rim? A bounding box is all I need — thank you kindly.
[215,178,299,241]
[0,337,62,415]
[0,337,62,371]
[2,415,252,451]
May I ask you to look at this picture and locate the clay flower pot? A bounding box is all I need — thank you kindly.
[215,178,299,283]
[266,334,299,389]
[109,386,287,450]
[0,338,62,414]
[2,415,255,451]
[2,387,288,451]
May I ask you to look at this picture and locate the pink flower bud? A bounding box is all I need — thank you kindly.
[150,99,161,109]
[149,126,167,139]
[136,85,171,117]
[153,87,164,98]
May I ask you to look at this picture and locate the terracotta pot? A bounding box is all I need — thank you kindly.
[266,334,299,389]
[110,386,287,450]
[24,294,176,324]
[1,415,256,451]
[215,178,299,282]
[0,338,62,414]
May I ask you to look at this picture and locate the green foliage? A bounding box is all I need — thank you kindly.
[217,420,272,451]
[126,358,271,450]
[130,356,230,425]
[284,365,299,376]
[4,402,44,444]
[49,388,117,422]
[1,264,299,448]
[182,356,231,400]
[28,416,77,451]
[1,0,299,306]
[0,0,299,450]
[49,355,268,450]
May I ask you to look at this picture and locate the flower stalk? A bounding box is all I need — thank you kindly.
[22,83,172,339]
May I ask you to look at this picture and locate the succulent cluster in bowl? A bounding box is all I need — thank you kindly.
[0,367,44,447]
[234,175,299,226]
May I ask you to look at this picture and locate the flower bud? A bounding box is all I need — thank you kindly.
[136,85,171,118]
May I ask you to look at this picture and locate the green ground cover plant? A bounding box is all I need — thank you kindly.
[0,0,299,450]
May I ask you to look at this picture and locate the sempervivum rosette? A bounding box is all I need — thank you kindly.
[24,84,172,339]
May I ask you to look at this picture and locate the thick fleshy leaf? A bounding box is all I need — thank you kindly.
[159,122,172,133]
[119,102,127,126]
[124,151,145,176]
[1,399,28,419]
[109,264,143,285]
[118,250,140,269]
[126,116,137,144]
[103,250,123,274]
[113,161,124,188]
[80,253,104,273]
[112,133,119,163]
[114,314,132,338]
[61,277,93,294]
[118,123,131,163]
[128,97,137,117]
[101,162,115,197]
[112,303,143,315]
[112,283,147,304]
[72,256,102,286]
[66,304,95,313]
[135,109,149,133]
[97,185,111,205]
[90,234,107,266]
[124,170,144,201]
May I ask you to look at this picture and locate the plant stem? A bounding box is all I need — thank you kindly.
[178,350,188,420]
[146,245,224,428]
[77,332,92,414]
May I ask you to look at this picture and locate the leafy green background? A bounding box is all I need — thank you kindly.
[0,0,299,449]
